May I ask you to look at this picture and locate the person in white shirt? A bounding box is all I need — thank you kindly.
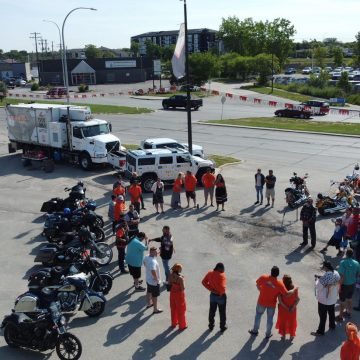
[311,261,340,336]
[143,247,163,314]
[151,178,165,214]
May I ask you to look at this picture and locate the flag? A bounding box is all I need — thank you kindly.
[172,23,186,79]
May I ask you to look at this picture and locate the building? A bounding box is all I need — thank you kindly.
[39,57,153,85]
[0,61,31,81]
[131,28,218,56]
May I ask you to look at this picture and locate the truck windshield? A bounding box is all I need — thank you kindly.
[81,124,109,137]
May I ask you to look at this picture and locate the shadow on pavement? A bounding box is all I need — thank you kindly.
[132,327,178,359]
[285,246,315,265]
[0,345,53,360]
[169,330,221,360]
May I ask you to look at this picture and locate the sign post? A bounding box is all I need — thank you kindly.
[221,95,226,120]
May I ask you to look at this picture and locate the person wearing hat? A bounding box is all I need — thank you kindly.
[168,263,187,330]
[249,266,295,339]
[311,261,340,336]
[201,263,227,332]
[299,197,317,248]
[340,322,360,360]
[114,195,127,223]
[320,217,347,256]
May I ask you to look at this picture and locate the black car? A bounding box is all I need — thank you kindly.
[275,108,311,119]
[285,67,296,75]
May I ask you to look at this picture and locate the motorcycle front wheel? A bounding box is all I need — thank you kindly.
[92,227,105,242]
[84,301,105,317]
[95,216,104,228]
[92,274,113,295]
[90,242,113,266]
[4,324,19,348]
[56,333,82,360]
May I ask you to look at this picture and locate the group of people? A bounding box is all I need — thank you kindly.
[105,169,360,358]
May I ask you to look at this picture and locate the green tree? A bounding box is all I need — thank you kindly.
[101,50,116,58]
[188,52,221,85]
[254,53,277,85]
[161,45,175,61]
[308,71,329,88]
[354,32,360,68]
[0,81,7,102]
[84,44,101,59]
[130,41,139,57]
[227,55,255,80]
[337,72,351,94]
[313,46,327,68]
[144,40,162,59]
[333,47,344,67]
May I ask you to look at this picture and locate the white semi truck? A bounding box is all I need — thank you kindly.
[5,103,126,171]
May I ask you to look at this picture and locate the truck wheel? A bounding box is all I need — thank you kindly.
[194,106,200,111]
[163,104,169,110]
[80,153,92,170]
[142,174,157,193]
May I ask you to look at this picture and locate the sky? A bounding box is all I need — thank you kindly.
[1,0,360,52]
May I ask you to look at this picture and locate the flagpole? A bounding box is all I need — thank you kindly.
[183,0,192,154]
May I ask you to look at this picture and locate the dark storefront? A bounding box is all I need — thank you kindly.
[39,57,153,85]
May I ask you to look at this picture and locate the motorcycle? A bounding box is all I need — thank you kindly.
[43,209,105,242]
[316,182,358,216]
[345,163,360,194]
[24,272,106,317]
[29,251,113,295]
[35,227,113,267]
[40,181,96,214]
[1,300,82,360]
[285,172,310,208]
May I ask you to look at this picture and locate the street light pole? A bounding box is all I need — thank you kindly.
[182,0,192,154]
[61,7,97,104]
[43,20,65,87]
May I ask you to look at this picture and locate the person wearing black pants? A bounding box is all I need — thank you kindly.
[300,198,317,248]
[317,303,336,334]
[202,263,227,332]
[115,221,129,274]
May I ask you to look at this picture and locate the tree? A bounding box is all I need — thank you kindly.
[161,45,175,61]
[333,47,344,67]
[337,72,351,94]
[101,50,116,58]
[0,81,7,102]
[144,40,162,59]
[308,71,329,88]
[188,52,221,85]
[84,44,101,59]
[130,41,139,57]
[313,46,327,68]
[354,32,360,68]
[254,53,277,85]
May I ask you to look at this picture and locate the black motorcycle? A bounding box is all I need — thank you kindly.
[29,251,113,295]
[40,181,96,213]
[35,228,112,267]
[285,172,310,208]
[1,301,82,360]
[43,209,105,242]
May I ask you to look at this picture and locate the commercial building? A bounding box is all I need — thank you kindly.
[131,28,218,56]
[0,61,32,81]
[39,57,153,85]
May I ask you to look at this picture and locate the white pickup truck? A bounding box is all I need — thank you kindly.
[6,103,126,171]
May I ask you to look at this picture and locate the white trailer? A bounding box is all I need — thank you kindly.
[6,103,126,171]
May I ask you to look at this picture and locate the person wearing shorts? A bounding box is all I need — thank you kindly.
[337,249,360,320]
[265,170,276,207]
[143,247,163,314]
[125,232,148,292]
[185,171,198,208]
[202,168,215,207]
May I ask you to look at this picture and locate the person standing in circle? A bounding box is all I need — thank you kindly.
[184,170,198,209]
[202,168,216,207]
[275,275,300,341]
[254,168,265,205]
[171,173,184,209]
[265,170,276,207]
[215,174,227,211]
[151,177,165,214]
[169,263,187,330]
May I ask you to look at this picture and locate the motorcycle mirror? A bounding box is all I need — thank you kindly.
[293,172,297,176]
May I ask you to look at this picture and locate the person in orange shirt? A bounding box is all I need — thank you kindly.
[201,262,227,332]
[171,173,184,209]
[202,168,215,207]
[114,195,127,223]
[340,322,360,360]
[128,181,142,214]
[113,182,126,198]
[249,266,296,339]
[184,170,198,209]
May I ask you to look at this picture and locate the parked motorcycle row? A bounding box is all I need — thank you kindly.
[284,165,360,215]
[1,182,113,359]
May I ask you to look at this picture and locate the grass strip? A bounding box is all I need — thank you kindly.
[1,98,153,114]
[208,154,240,167]
[123,144,139,150]
[207,117,360,136]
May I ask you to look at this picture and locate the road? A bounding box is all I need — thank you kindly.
[0,97,359,360]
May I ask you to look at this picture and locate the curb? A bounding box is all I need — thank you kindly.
[130,96,167,101]
[196,121,360,138]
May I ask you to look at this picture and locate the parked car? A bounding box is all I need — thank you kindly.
[162,95,203,110]
[15,78,26,86]
[275,108,312,119]
[140,138,204,158]
[179,85,200,92]
[302,67,312,75]
[284,68,296,75]
[300,100,330,115]
[4,78,16,89]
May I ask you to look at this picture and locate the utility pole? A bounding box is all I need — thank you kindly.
[44,39,48,56]
[30,32,41,84]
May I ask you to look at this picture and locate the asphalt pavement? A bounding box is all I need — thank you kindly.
[0,93,359,359]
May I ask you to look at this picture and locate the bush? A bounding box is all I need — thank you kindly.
[78,84,89,93]
[347,94,360,105]
[0,81,7,102]
[31,82,39,91]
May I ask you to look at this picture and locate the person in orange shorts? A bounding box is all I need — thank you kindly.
[184,170,198,208]
[168,263,187,330]
[340,322,360,360]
